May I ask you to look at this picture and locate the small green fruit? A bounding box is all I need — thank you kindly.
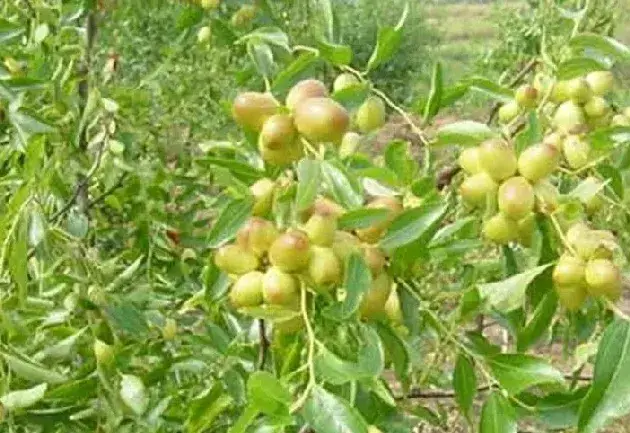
[355,96,386,133]
[384,290,403,324]
[162,318,178,340]
[553,254,586,286]
[236,217,279,257]
[231,5,257,27]
[517,213,536,247]
[585,259,621,299]
[214,244,259,275]
[363,247,386,276]
[259,114,297,150]
[286,79,329,111]
[611,114,630,127]
[585,71,614,96]
[304,213,337,247]
[259,141,304,166]
[201,0,220,8]
[553,101,586,134]
[308,246,342,288]
[517,143,559,182]
[482,213,518,244]
[301,197,346,222]
[534,179,560,213]
[459,172,498,208]
[269,230,311,272]
[262,267,299,306]
[584,193,604,215]
[478,139,517,181]
[360,273,392,319]
[250,178,275,216]
[94,339,114,365]
[498,176,535,220]
[458,147,482,175]
[562,135,590,169]
[230,271,264,308]
[584,96,611,118]
[498,100,520,124]
[355,196,403,243]
[555,284,587,311]
[543,132,565,151]
[332,231,362,264]
[566,77,592,104]
[515,85,538,109]
[333,73,360,92]
[551,80,571,103]
[340,132,361,157]
[232,92,279,131]
[197,26,211,44]
[294,97,350,144]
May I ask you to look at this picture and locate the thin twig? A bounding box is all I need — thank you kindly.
[87,172,128,209]
[487,58,539,125]
[257,319,269,370]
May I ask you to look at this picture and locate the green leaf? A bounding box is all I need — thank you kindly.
[247,40,275,81]
[384,140,418,186]
[302,386,369,433]
[317,40,352,66]
[202,157,265,183]
[557,57,610,80]
[331,83,371,111]
[468,77,513,102]
[453,354,476,416]
[120,374,148,415]
[321,161,363,209]
[380,201,448,250]
[308,0,335,42]
[239,305,301,321]
[0,352,67,384]
[357,326,385,377]
[207,198,253,248]
[323,253,372,320]
[228,405,259,433]
[9,110,55,146]
[517,290,558,351]
[478,264,552,312]
[569,177,608,203]
[187,384,233,433]
[598,164,623,199]
[533,389,587,430]
[0,383,47,411]
[0,18,25,43]
[434,121,497,147]
[104,303,150,337]
[247,372,291,415]
[423,62,443,122]
[239,27,290,52]
[429,216,476,247]
[9,215,28,304]
[366,3,409,71]
[28,210,45,247]
[376,323,410,381]
[588,126,630,151]
[272,52,319,95]
[487,354,565,395]
[570,33,630,61]
[337,208,390,230]
[578,319,630,433]
[479,392,517,433]
[296,159,321,211]
[315,346,368,385]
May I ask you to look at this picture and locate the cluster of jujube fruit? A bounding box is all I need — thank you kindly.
[231,74,386,165]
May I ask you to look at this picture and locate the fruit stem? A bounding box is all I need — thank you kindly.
[548,212,578,257]
[604,298,630,322]
[289,281,317,414]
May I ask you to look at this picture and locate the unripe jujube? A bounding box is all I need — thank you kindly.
[551,80,571,103]
[333,73,360,92]
[259,114,297,150]
[294,97,349,144]
[498,100,520,124]
[363,247,386,276]
[269,230,311,272]
[230,271,264,308]
[308,246,342,288]
[236,217,279,257]
[517,143,559,182]
[585,259,621,299]
[231,5,257,27]
[458,147,482,175]
[356,96,386,133]
[611,114,630,127]
[566,77,592,104]
[517,213,536,247]
[301,197,346,222]
[553,101,586,133]
[478,139,517,181]
[459,172,497,208]
[534,179,560,213]
[262,267,299,306]
[355,196,403,243]
[543,132,565,151]
[555,284,587,311]
[214,244,259,275]
[286,79,329,111]
[515,85,538,108]
[250,178,275,216]
[562,135,590,169]
[584,96,611,119]
[498,176,535,220]
[197,26,211,44]
[94,339,114,365]
[259,141,304,166]
[360,273,392,319]
[232,92,279,131]
[585,71,614,96]
[332,231,362,264]
[384,289,403,324]
[340,132,361,157]
[304,213,337,247]
[482,213,518,244]
[553,254,586,287]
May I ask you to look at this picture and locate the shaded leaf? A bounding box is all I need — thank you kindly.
[487,354,565,395]
[478,264,552,312]
[302,386,369,433]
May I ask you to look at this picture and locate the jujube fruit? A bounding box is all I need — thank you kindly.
[304,213,337,247]
[584,259,621,299]
[611,114,630,127]
[262,267,299,306]
[384,290,403,325]
[259,142,304,166]
[286,79,328,111]
[340,132,361,157]
[498,100,520,124]
[482,213,518,244]
[566,77,592,104]
[94,339,114,365]
[562,135,590,169]
[301,197,346,221]
[355,96,386,133]
[585,71,614,96]
[359,273,392,319]
[230,271,264,308]
[162,318,178,341]
[231,5,257,27]
[333,73,360,92]
[214,244,259,275]
[363,247,386,276]
[236,217,279,257]
[497,176,535,220]
[553,101,586,133]
[517,213,535,247]
[543,132,565,151]
[307,246,342,288]
[478,139,517,181]
[259,114,297,150]
[332,231,362,264]
[552,254,586,286]
[269,230,311,272]
[294,97,349,144]
[555,284,587,311]
[515,84,538,108]
[517,143,559,182]
[197,26,211,44]
[250,178,275,216]
[458,147,482,175]
[551,80,571,103]
[534,179,559,213]
[459,172,497,208]
[232,92,279,131]
[584,96,611,119]
[355,196,403,243]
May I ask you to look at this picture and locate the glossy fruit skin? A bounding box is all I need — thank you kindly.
[355,196,403,243]
[555,284,587,311]
[458,147,482,174]
[498,177,535,220]
[498,100,520,123]
[308,246,342,288]
[214,244,259,275]
[551,80,571,103]
[562,135,590,169]
[332,231,362,264]
[459,172,497,208]
[482,213,518,244]
[250,178,275,216]
[294,97,349,144]
[567,78,592,104]
[162,318,178,340]
[269,230,311,272]
[262,267,299,306]
[333,73,360,92]
[553,254,586,286]
[543,132,565,151]
[232,92,278,131]
[585,193,603,215]
[478,139,517,181]
[259,141,304,166]
[236,217,279,257]
[363,247,386,276]
[360,273,392,319]
[94,339,114,365]
[515,85,538,108]
[301,197,346,222]
[517,143,559,182]
[286,79,329,111]
[259,114,297,150]
[340,132,361,157]
[384,289,403,324]
[585,259,621,299]
[517,213,535,247]
[197,26,211,43]
[584,96,611,118]
[230,271,264,308]
[534,179,559,213]
[586,71,614,96]
[553,101,586,134]
[356,96,386,133]
[570,226,615,261]
[304,213,337,247]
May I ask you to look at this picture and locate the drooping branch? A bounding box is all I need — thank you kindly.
[87,172,129,209]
